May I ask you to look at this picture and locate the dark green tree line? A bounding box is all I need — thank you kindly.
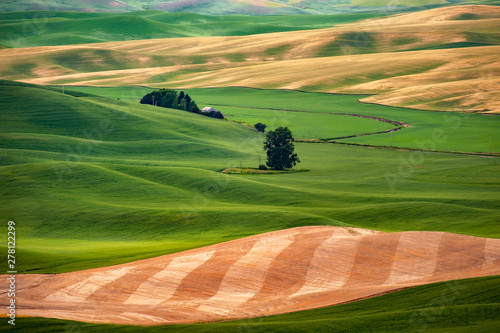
[140,89,226,119]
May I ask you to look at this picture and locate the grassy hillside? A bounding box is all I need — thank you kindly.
[1,275,498,332]
[68,86,500,154]
[0,10,384,47]
[0,81,498,274]
[0,3,498,331]
[2,6,498,113]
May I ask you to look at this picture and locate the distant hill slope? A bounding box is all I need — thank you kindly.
[0,0,498,15]
[2,5,498,112]
[0,11,386,48]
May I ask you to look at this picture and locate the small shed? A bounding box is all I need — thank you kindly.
[201,107,218,113]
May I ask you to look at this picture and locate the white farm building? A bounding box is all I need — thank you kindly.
[201,107,218,113]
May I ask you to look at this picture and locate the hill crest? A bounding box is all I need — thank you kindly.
[2,5,498,113]
[0,0,497,15]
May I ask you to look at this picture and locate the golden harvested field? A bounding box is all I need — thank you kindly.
[1,226,499,325]
[0,5,498,112]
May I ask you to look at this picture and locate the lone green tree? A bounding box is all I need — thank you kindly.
[263,126,300,170]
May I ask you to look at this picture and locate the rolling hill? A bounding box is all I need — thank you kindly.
[1,5,498,112]
[0,0,498,15]
[67,85,500,154]
[1,226,499,325]
[0,3,499,331]
[1,80,498,277]
[1,275,499,332]
[0,11,384,48]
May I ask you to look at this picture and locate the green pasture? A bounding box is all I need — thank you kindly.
[1,275,499,332]
[0,11,386,48]
[0,4,498,330]
[51,86,396,140]
[187,87,500,154]
[68,86,500,153]
[0,81,499,275]
[216,105,395,139]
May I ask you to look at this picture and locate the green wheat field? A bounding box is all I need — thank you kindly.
[0,1,499,332]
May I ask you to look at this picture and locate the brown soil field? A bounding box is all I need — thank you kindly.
[1,226,499,325]
[0,5,498,112]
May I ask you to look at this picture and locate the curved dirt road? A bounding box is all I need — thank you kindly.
[219,103,410,140]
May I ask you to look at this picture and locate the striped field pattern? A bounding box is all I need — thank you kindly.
[1,226,499,325]
[1,6,499,113]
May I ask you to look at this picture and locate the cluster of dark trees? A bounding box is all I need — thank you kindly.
[140,89,223,119]
[140,89,198,112]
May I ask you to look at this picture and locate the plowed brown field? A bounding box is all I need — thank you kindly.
[1,226,499,325]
